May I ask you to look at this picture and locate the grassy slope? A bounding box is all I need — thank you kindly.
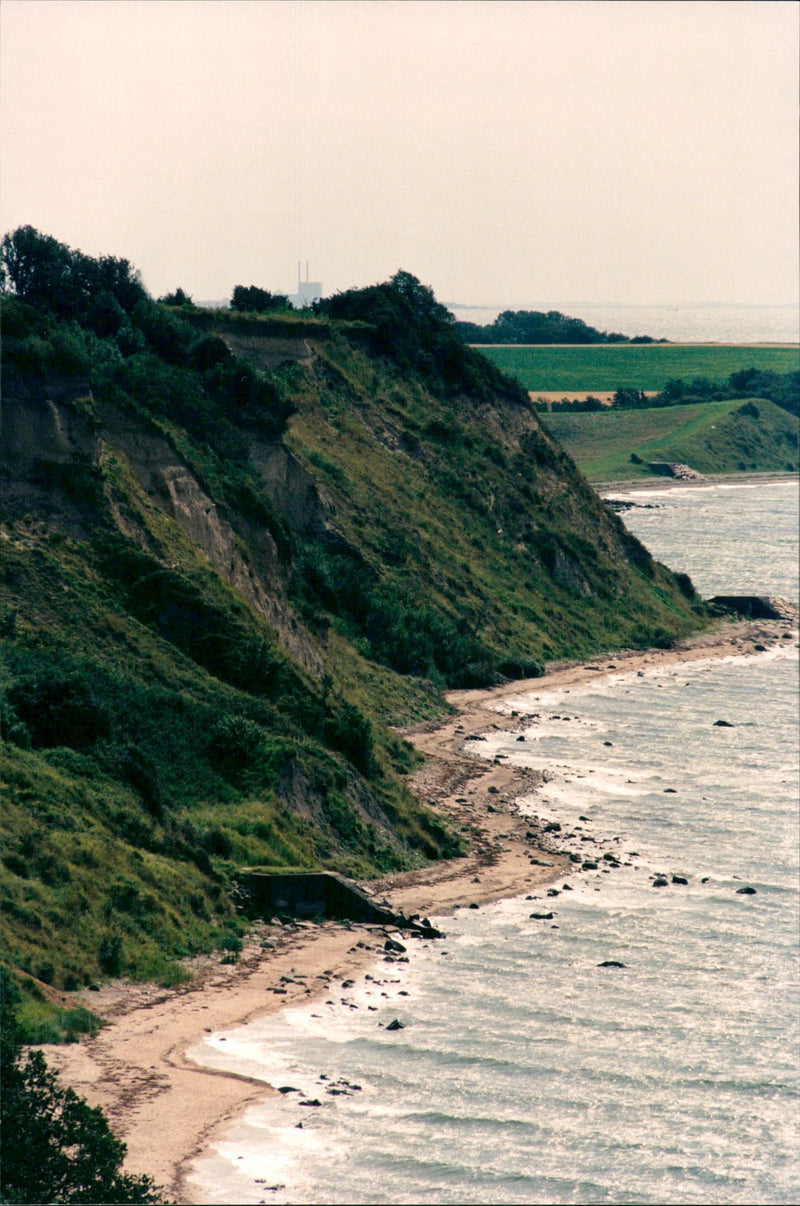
[1,292,708,1037]
[287,332,704,667]
[541,397,799,480]
[477,344,799,393]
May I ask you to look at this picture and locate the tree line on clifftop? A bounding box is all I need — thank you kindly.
[453,309,667,345]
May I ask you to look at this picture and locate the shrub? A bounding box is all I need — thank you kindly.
[0,969,163,1203]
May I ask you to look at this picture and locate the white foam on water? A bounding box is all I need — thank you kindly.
[187,485,799,1205]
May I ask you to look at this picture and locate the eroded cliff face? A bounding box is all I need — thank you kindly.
[1,369,324,674]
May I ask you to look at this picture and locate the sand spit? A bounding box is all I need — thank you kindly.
[35,618,796,1203]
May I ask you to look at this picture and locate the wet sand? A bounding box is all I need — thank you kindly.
[37,618,796,1203]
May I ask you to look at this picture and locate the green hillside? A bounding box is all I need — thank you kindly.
[479,344,799,393]
[0,229,706,1036]
[542,397,799,481]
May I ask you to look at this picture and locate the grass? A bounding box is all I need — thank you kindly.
[541,397,799,480]
[1,278,711,1040]
[477,345,800,393]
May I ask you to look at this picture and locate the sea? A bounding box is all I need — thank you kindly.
[186,479,799,1205]
[186,302,798,1205]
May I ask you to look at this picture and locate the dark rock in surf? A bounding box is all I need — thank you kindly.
[652,877,669,887]
[598,960,626,968]
[671,875,688,885]
[713,719,734,727]
[736,886,757,895]
[386,1018,405,1031]
[530,911,555,920]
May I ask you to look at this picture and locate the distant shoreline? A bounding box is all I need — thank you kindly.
[473,341,799,348]
[596,470,799,494]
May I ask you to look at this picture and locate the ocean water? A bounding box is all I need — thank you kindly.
[446,303,800,345]
[187,483,799,1206]
[602,479,799,601]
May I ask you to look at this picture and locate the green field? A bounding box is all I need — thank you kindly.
[477,344,799,393]
[542,397,799,481]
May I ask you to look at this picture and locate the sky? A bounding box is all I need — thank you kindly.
[1,0,798,307]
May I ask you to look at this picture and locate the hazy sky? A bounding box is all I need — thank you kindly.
[2,0,797,306]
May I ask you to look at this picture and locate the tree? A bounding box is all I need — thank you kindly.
[0,969,163,1204]
[230,284,289,313]
[159,287,193,307]
[0,225,73,308]
[0,226,147,326]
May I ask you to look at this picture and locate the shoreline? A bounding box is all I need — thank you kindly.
[595,470,798,494]
[36,618,797,1204]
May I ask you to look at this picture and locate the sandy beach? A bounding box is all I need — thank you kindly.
[37,616,797,1203]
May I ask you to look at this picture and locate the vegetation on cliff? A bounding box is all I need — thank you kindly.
[1,228,705,1037]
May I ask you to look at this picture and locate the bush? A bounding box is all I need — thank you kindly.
[0,968,163,1202]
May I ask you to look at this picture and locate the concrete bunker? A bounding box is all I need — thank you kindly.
[237,870,443,937]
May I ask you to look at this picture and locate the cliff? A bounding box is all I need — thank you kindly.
[0,242,705,1031]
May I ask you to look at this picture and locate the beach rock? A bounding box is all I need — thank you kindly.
[299,1099,322,1107]
[546,888,560,897]
[598,960,626,968]
[516,735,526,742]
[278,1086,300,1094]
[652,877,669,887]
[530,911,555,920]
[384,937,407,953]
[543,821,561,833]
[736,886,757,895]
[713,719,734,727]
[582,861,598,870]
[469,902,479,909]
[386,1018,405,1031]
[671,875,688,885]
